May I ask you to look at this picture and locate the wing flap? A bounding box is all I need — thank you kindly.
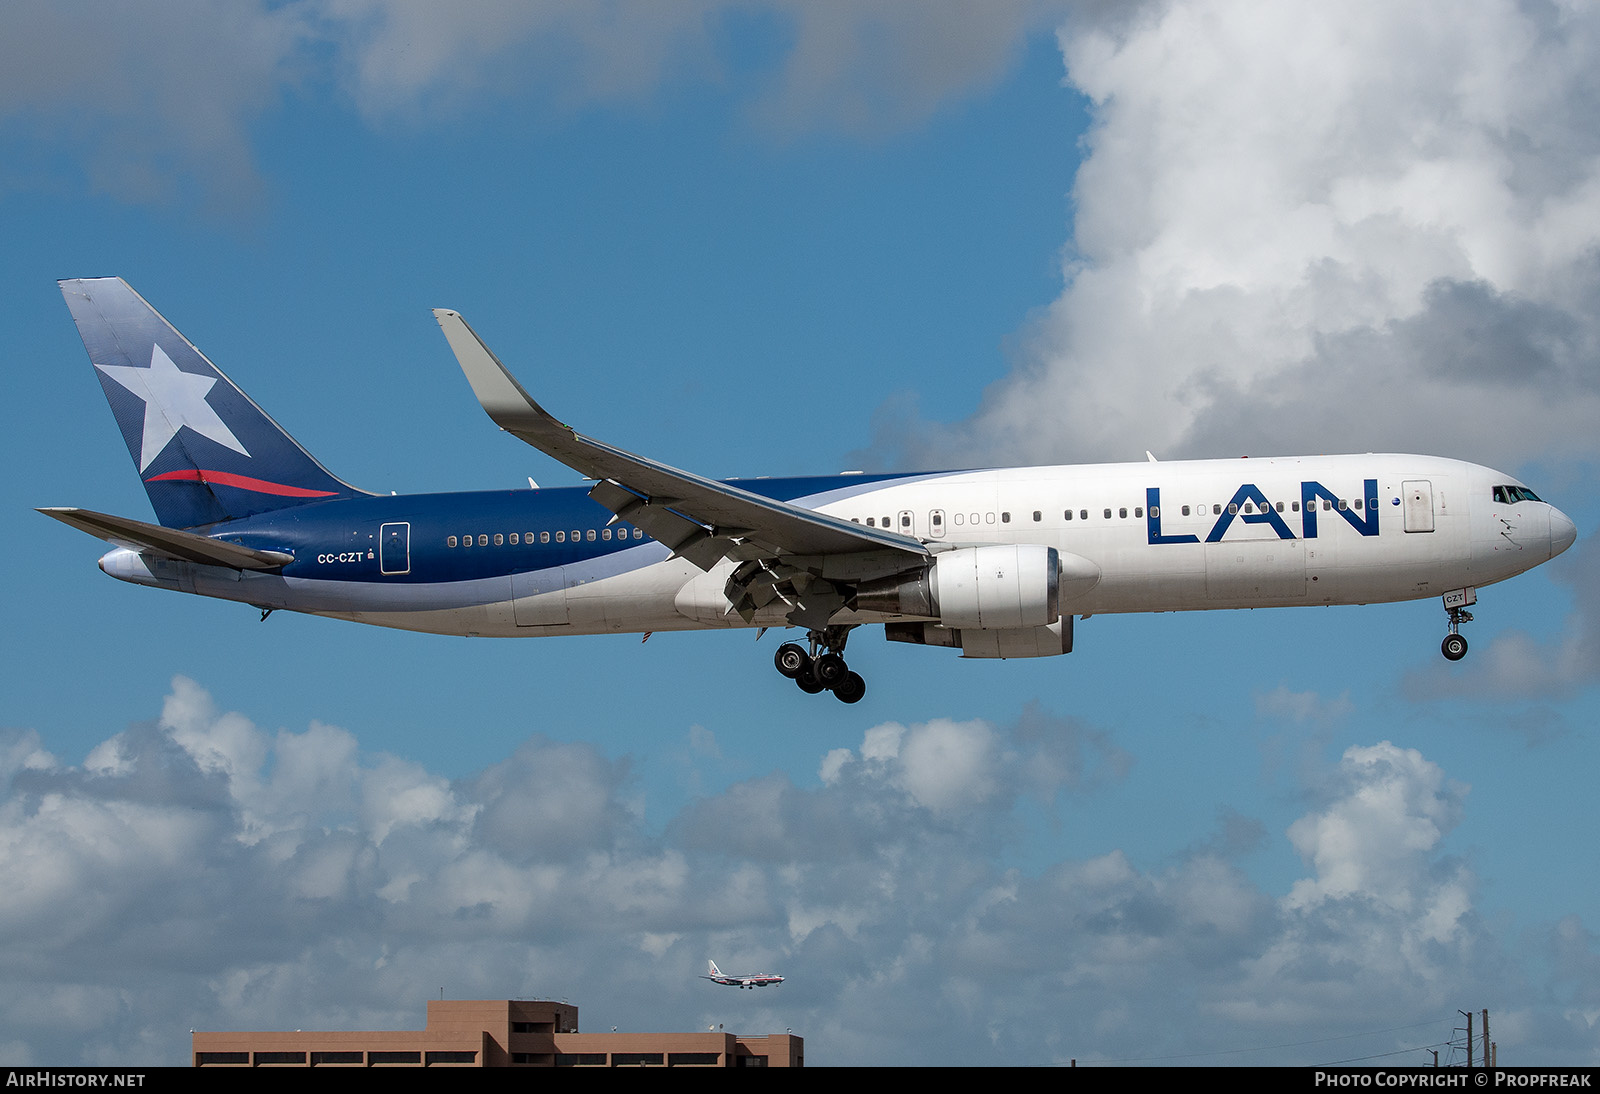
[39,507,293,570]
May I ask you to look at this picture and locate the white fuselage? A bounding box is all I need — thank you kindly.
[99,453,1574,645]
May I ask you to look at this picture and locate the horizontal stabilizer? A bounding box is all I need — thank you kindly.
[38,507,293,570]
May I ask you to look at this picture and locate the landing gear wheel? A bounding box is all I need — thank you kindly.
[775,643,809,679]
[833,671,866,704]
[813,652,848,687]
[795,669,826,694]
[1441,633,1468,661]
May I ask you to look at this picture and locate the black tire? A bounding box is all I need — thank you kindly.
[1441,633,1468,661]
[833,671,866,704]
[814,652,848,687]
[796,669,826,694]
[775,643,809,679]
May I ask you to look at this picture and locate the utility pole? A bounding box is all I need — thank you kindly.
[1459,1010,1474,1068]
[1483,1009,1493,1068]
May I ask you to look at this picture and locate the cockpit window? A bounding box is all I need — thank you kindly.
[1493,485,1543,504]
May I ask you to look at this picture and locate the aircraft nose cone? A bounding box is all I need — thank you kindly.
[1550,507,1577,559]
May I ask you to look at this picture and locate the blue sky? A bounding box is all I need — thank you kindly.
[3,0,1599,1067]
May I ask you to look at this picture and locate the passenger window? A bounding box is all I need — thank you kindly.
[1181,505,1190,516]
[540,532,550,543]
[1149,506,1158,518]
[1213,504,1221,515]
[1103,508,1112,519]
[447,536,458,547]
[1228,504,1238,515]
[1135,506,1143,518]
[1080,510,1087,521]
[1338,499,1348,511]
[478,535,488,546]
[494,534,504,546]
[510,533,519,545]
[866,517,875,527]
[1323,500,1331,511]
[1032,511,1041,522]
[1292,502,1299,512]
[1001,512,1011,523]
[602,528,612,540]
[634,528,643,539]
[555,531,565,543]
[587,529,596,541]
[1276,502,1284,512]
[954,513,964,525]
[1064,510,1073,521]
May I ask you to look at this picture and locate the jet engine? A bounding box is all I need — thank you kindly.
[853,544,1061,629]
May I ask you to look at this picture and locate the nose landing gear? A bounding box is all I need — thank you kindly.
[773,627,865,703]
[1440,588,1476,661]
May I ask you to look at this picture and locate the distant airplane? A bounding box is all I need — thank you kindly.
[43,278,1576,702]
[702,961,783,989]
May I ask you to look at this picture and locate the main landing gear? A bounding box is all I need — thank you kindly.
[1440,587,1476,662]
[774,626,866,704]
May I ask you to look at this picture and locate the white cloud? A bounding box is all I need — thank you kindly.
[891,717,1001,813]
[0,730,55,782]
[1255,686,1354,727]
[0,0,305,207]
[874,0,1600,472]
[1285,742,1465,914]
[3,679,1596,1065]
[0,1,1067,208]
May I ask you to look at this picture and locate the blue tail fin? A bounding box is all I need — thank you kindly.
[60,278,369,529]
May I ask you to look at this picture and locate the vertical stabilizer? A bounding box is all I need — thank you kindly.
[60,278,369,528]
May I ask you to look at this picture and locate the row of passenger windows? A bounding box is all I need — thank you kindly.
[443,493,1379,550]
[852,497,1369,529]
[1066,497,1368,520]
[446,527,646,548]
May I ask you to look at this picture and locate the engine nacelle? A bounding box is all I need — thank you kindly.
[933,543,1060,629]
[885,616,1074,658]
[855,544,1061,629]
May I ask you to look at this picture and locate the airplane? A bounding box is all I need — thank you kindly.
[42,277,1577,704]
[702,960,784,989]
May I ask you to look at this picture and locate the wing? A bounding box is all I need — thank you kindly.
[434,309,931,627]
[39,507,293,570]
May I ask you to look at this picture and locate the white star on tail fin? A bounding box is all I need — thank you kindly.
[96,343,249,471]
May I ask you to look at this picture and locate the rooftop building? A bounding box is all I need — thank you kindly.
[192,998,802,1067]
